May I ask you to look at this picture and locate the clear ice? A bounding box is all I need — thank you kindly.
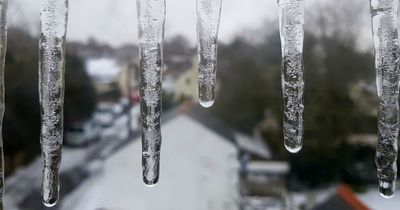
[370,0,400,198]
[196,0,222,107]
[137,0,165,186]
[39,0,69,206]
[0,1,6,209]
[278,0,305,153]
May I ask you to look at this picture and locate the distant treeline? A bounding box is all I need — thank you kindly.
[211,16,380,190]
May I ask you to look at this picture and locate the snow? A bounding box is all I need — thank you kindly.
[234,132,271,159]
[246,161,290,175]
[4,147,89,210]
[290,188,335,210]
[357,187,400,210]
[60,115,240,210]
[85,58,122,83]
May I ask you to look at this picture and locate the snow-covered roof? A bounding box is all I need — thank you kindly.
[85,58,122,83]
[246,161,290,175]
[234,132,271,159]
[6,104,244,210]
[60,115,240,210]
[313,185,370,210]
[357,187,400,210]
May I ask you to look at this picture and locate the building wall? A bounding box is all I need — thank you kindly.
[174,60,198,102]
[115,64,136,98]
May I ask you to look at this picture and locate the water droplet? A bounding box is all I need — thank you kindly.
[43,196,59,207]
[379,180,396,198]
[285,144,302,153]
[199,99,214,108]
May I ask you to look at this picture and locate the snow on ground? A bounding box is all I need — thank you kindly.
[290,188,335,210]
[60,115,240,210]
[4,147,90,210]
[4,106,137,210]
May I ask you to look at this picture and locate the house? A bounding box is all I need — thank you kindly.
[173,57,198,102]
[85,58,123,96]
[114,62,137,98]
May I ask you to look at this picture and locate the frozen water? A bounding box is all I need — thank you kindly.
[278,0,305,153]
[0,0,6,209]
[369,0,400,198]
[39,0,69,206]
[137,0,165,185]
[196,0,222,107]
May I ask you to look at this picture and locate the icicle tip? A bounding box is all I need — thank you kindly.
[143,176,159,187]
[199,99,214,108]
[284,145,302,154]
[42,196,59,207]
[379,180,396,198]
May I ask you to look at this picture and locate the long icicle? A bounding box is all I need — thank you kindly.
[137,0,165,186]
[196,0,222,108]
[39,0,69,206]
[370,0,400,198]
[278,0,305,153]
[0,1,6,209]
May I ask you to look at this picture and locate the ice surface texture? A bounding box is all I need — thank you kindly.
[137,0,165,186]
[196,0,222,108]
[39,0,69,206]
[278,0,305,153]
[370,0,400,198]
[0,1,6,209]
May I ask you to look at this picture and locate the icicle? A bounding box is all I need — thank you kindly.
[39,0,69,206]
[278,0,305,153]
[196,0,222,108]
[137,0,165,186]
[0,1,6,209]
[370,0,400,198]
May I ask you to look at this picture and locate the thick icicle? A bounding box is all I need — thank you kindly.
[278,0,305,153]
[0,1,6,209]
[370,0,400,198]
[373,0,400,198]
[137,0,165,186]
[39,0,69,206]
[196,0,222,107]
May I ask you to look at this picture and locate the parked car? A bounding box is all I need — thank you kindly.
[112,103,125,118]
[65,121,100,147]
[93,103,115,128]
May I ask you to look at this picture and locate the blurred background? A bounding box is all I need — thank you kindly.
[3,0,398,209]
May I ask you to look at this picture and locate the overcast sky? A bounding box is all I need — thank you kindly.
[8,0,371,48]
[9,0,279,46]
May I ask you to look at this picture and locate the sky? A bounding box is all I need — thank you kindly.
[9,0,278,47]
[8,0,371,48]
